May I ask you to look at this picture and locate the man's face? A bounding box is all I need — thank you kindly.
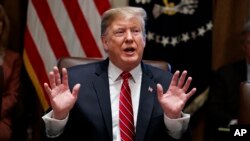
[101,16,146,71]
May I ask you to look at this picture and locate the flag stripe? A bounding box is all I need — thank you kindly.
[24,0,110,111]
[23,50,50,110]
[94,0,111,15]
[78,0,107,57]
[27,1,57,73]
[63,0,102,57]
[32,0,70,58]
[47,0,86,57]
[24,28,50,110]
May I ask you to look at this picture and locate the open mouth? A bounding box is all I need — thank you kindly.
[124,47,135,52]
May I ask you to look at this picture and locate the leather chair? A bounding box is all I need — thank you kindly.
[57,57,171,71]
[238,81,250,124]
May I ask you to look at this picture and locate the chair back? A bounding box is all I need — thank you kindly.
[238,81,250,124]
[57,57,171,71]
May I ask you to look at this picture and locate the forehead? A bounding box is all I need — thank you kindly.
[110,16,141,27]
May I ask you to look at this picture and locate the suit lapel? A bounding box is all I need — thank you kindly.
[92,59,113,139]
[135,64,157,141]
[92,60,158,141]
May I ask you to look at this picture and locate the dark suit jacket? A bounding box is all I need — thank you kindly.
[42,58,191,141]
[205,59,247,141]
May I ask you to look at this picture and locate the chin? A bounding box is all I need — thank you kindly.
[122,56,140,63]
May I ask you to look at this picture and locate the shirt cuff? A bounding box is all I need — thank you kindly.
[164,112,190,139]
[42,110,69,138]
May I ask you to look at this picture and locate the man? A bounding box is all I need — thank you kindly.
[205,21,250,141]
[42,6,196,141]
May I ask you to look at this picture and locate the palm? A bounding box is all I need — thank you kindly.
[44,67,80,120]
[157,70,196,119]
[50,84,75,113]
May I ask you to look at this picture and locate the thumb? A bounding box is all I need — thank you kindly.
[72,83,81,98]
[156,83,164,99]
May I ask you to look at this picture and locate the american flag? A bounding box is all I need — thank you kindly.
[23,0,110,111]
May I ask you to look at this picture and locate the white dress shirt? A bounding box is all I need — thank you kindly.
[42,61,190,140]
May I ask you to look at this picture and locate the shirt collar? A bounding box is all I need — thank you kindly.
[108,60,142,83]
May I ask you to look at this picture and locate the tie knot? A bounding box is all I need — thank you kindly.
[120,72,131,80]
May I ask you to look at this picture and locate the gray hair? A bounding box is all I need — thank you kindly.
[101,6,147,37]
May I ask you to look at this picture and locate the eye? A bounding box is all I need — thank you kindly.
[114,30,125,37]
[131,28,141,35]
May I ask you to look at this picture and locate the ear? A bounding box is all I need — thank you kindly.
[101,36,109,52]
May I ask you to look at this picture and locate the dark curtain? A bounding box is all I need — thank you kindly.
[129,0,212,110]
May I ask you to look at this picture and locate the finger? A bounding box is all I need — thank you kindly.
[44,82,52,97]
[177,70,187,88]
[183,77,192,92]
[49,71,56,88]
[186,87,197,100]
[54,66,61,85]
[72,83,81,98]
[170,70,180,86]
[156,83,164,99]
[62,68,69,86]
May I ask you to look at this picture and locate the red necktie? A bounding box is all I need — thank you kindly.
[119,72,135,141]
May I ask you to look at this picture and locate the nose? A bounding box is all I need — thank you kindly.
[125,31,133,43]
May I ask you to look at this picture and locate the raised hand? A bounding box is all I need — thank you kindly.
[43,66,80,120]
[157,70,196,119]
